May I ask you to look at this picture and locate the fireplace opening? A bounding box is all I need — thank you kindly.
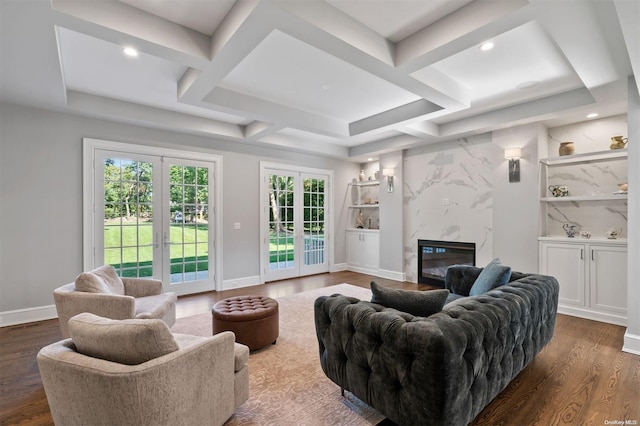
[418,240,476,286]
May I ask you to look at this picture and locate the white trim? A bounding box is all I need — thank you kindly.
[622,332,640,355]
[346,265,379,276]
[259,162,334,283]
[377,268,406,282]
[331,262,347,272]
[0,305,58,327]
[557,305,627,327]
[83,138,224,292]
[222,275,261,290]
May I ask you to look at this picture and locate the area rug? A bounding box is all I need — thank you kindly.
[171,284,385,426]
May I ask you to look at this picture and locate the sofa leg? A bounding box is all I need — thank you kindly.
[341,388,345,397]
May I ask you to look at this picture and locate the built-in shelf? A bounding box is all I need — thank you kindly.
[540,148,627,165]
[538,236,628,245]
[540,194,628,202]
[348,204,379,208]
[348,180,380,187]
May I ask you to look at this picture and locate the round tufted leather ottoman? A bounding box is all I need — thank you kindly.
[212,295,279,351]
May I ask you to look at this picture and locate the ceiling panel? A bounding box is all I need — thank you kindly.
[57,27,250,124]
[413,21,583,105]
[219,30,421,122]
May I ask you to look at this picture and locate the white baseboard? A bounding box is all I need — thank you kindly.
[0,305,58,327]
[623,332,640,355]
[557,305,627,327]
[331,263,347,272]
[222,275,261,291]
[377,269,406,282]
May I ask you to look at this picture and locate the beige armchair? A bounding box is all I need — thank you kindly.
[54,265,177,338]
[37,313,250,426]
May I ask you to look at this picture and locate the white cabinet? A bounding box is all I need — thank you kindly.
[346,229,379,275]
[539,239,627,325]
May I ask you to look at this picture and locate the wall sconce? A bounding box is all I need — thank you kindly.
[504,148,522,183]
[382,168,395,192]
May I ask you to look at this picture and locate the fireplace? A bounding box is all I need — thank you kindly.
[418,240,476,286]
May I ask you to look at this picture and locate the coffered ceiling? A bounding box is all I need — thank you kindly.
[1,0,638,161]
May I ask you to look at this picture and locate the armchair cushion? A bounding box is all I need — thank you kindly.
[135,293,178,319]
[68,313,179,365]
[75,265,125,295]
[234,343,250,372]
[370,281,449,317]
[469,258,512,296]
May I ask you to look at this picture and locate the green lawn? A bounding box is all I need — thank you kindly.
[103,223,325,276]
[104,222,209,277]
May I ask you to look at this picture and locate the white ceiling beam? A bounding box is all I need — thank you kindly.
[203,88,349,138]
[395,0,531,73]
[50,0,210,69]
[244,121,282,140]
[400,121,441,138]
[274,0,394,66]
[532,0,623,90]
[614,0,640,93]
[614,0,640,97]
[177,0,271,104]
[66,91,244,139]
[349,134,426,158]
[349,100,442,136]
[350,87,596,158]
[440,87,595,137]
[257,133,350,159]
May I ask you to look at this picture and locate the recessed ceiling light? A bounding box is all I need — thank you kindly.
[367,158,373,161]
[123,47,138,57]
[516,81,540,90]
[480,42,494,51]
[586,113,599,118]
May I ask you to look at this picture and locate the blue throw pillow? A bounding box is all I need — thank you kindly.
[469,258,512,296]
[370,281,450,317]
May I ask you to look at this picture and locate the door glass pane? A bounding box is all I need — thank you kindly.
[103,158,154,277]
[303,177,325,266]
[169,165,209,283]
[269,174,295,271]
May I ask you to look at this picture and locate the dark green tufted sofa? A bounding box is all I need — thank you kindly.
[314,266,559,426]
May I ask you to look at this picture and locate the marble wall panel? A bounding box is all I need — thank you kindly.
[548,114,628,155]
[403,135,499,282]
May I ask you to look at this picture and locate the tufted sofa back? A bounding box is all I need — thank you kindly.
[314,274,559,426]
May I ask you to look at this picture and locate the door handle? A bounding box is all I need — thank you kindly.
[591,249,594,261]
[163,232,170,247]
[580,248,583,260]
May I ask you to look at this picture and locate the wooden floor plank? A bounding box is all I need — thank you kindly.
[1,271,638,426]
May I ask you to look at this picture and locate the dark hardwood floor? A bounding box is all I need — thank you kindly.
[1,271,638,425]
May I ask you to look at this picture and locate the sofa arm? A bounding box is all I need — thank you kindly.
[122,277,163,297]
[54,290,136,338]
[444,265,482,295]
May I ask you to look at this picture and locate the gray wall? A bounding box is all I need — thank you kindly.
[0,103,357,313]
[624,76,640,353]
[492,123,545,273]
[379,151,404,278]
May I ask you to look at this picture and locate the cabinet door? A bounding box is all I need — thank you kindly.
[346,231,362,267]
[360,232,379,271]
[590,245,627,315]
[540,242,586,307]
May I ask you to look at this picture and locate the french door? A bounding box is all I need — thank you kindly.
[261,164,331,282]
[85,139,221,296]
